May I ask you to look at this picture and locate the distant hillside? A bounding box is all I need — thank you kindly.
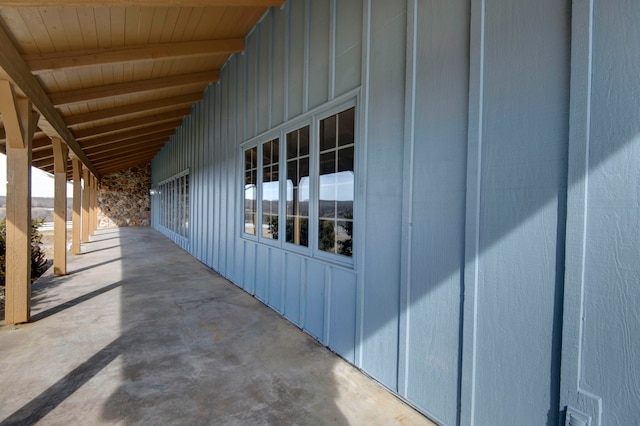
[0,196,73,222]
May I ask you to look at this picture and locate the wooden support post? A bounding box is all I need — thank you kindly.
[82,167,90,243]
[93,175,99,231]
[0,80,38,324]
[52,137,68,275]
[88,174,95,235]
[71,156,82,254]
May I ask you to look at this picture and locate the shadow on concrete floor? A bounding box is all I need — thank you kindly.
[0,227,433,425]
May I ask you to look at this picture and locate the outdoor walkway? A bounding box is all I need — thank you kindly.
[0,228,433,425]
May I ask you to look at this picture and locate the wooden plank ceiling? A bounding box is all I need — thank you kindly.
[0,0,283,179]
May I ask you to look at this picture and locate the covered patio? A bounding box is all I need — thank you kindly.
[0,227,432,425]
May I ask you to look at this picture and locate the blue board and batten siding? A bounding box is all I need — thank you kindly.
[151,1,640,425]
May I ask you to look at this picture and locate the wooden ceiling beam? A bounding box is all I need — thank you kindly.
[65,92,201,126]
[84,137,168,156]
[0,1,283,6]
[0,80,26,148]
[0,127,47,143]
[99,159,155,176]
[73,108,190,140]
[91,147,161,167]
[79,123,179,148]
[89,144,166,164]
[33,146,53,162]
[2,136,49,150]
[32,157,54,169]
[26,39,244,74]
[0,20,98,176]
[49,71,217,106]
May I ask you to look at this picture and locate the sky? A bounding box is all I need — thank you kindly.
[0,153,73,198]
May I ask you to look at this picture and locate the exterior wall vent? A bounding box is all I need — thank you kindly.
[565,407,590,426]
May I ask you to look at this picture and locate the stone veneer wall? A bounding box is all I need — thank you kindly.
[98,163,151,227]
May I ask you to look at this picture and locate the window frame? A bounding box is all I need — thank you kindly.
[241,131,283,248]
[239,92,359,268]
[311,100,357,267]
[158,169,190,242]
[242,144,259,241]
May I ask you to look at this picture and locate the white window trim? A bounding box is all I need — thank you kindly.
[239,88,360,269]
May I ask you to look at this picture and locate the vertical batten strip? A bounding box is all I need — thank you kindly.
[207,87,215,266]
[398,0,418,397]
[303,0,310,112]
[329,0,337,100]
[284,0,291,120]
[324,266,332,345]
[559,0,602,424]
[215,84,224,273]
[268,10,274,129]
[460,0,486,424]
[355,0,371,369]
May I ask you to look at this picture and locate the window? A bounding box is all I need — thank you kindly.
[318,107,354,256]
[241,101,356,263]
[244,147,258,235]
[158,170,190,240]
[286,126,310,246]
[262,138,279,240]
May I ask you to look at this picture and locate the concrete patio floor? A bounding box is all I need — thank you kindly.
[0,227,434,425]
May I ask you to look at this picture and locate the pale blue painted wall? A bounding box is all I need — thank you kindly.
[151,1,640,425]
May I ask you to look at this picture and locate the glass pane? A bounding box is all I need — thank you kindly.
[337,199,353,220]
[287,132,298,158]
[261,140,279,240]
[286,215,309,247]
[320,115,336,151]
[285,126,311,247]
[271,138,279,164]
[336,220,353,257]
[338,146,354,173]
[244,147,258,235]
[245,149,254,169]
[287,160,297,184]
[299,157,309,180]
[319,151,335,176]
[299,126,310,156]
[318,219,336,253]
[263,214,278,239]
[338,107,355,147]
[263,141,272,165]
[316,109,355,258]
[185,175,190,237]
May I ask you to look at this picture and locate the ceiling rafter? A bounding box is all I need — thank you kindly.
[91,148,161,167]
[0,21,98,176]
[88,142,167,161]
[25,39,244,74]
[82,133,172,152]
[49,71,217,106]
[99,159,155,176]
[79,123,179,149]
[73,108,190,140]
[65,92,201,126]
[1,2,282,177]
[84,137,169,157]
[0,1,283,6]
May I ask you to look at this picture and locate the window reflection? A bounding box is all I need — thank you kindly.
[244,147,258,235]
[318,107,354,256]
[261,138,279,240]
[286,126,310,246]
